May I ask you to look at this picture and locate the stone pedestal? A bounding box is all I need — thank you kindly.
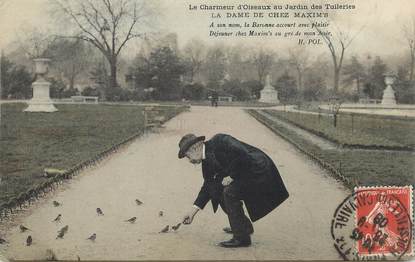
[381,74,397,106]
[24,81,58,112]
[259,74,279,104]
[24,58,58,112]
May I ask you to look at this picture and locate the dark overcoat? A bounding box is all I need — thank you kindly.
[193,133,289,222]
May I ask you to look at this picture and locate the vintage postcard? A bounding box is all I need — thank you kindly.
[0,0,414,260]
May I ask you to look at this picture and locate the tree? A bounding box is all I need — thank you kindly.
[49,77,66,98]
[204,45,226,89]
[275,71,298,103]
[363,56,387,99]
[47,39,93,89]
[89,59,110,99]
[312,18,365,93]
[225,45,251,81]
[148,46,185,100]
[182,83,206,100]
[288,47,309,93]
[82,86,101,97]
[15,25,56,59]
[222,79,250,101]
[128,53,151,93]
[52,0,156,89]
[241,80,262,99]
[328,97,343,128]
[302,57,329,101]
[394,65,415,104]
[251,48,274,84]
[0,54,32,99]
[183,38,205,83]
[342,55,366,96]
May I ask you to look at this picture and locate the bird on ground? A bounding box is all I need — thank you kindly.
[0,238,7,244]
[135,199,143,205]
[158,211,163,217]
[87,233,96,241]
[53,201,61,207]
[56,225,68,239]
[53,214,62,222]
[58,225,69,234]
[56,230,65,239]
[26,235,32,246]
[125,217,137,223]
[96,208,104,216]
[20,225,30,232]
[172,223,181,231]
[159,225,169,233]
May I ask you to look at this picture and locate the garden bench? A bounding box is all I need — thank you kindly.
[71,96,99,104]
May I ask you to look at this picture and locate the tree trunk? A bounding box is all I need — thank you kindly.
[69,64,76,90]
[334,67,340,93]
[333,113,338,127]
[410,50,414,87]
[109,56,118,89]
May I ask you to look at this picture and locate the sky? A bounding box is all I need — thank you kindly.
[0,0,414,60]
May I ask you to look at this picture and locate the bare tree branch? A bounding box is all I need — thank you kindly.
[310,17,366,93]
[51,0,155,88]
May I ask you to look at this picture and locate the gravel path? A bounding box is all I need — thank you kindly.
[0,106,348,260]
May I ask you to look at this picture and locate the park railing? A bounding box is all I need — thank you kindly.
[247,109,354,189]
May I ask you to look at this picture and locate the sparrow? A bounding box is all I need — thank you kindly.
[87,233,96,241]
[58,225,69,234]
[53,214,62,222]
[125,217,137,223]
[172,223,181,231]
[135,199,143,205]
[56,230,65,239]
[20,225,30,232]
[96,208,104,215]
[26,235,32,246]
[53,201,61,207]
[159,225,169,233]
[0,238,7,244]
[158,211,163,217]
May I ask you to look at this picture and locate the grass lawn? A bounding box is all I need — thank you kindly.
[264,109,415,150]
[0,103,185,206]
[248,110,415,190]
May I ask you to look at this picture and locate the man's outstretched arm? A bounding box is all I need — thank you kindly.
[183,181,210,224]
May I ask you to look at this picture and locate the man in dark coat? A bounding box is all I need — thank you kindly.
[178,133,289,247]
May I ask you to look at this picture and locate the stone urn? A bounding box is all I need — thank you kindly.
[381,73,397,106]
[24,58,58,112]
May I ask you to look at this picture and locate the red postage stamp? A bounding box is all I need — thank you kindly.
[353,186,413,258]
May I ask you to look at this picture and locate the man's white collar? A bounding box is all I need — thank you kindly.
[202,143,206,160]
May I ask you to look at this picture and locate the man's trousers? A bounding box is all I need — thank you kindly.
[220,183,254,240]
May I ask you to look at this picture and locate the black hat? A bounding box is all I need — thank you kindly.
[178,134,205,159]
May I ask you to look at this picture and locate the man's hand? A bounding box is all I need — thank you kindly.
[222,176,233,186]
[182,206,200,225]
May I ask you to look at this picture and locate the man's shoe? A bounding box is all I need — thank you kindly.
[222,227,254,235]
[219,237,251,248]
